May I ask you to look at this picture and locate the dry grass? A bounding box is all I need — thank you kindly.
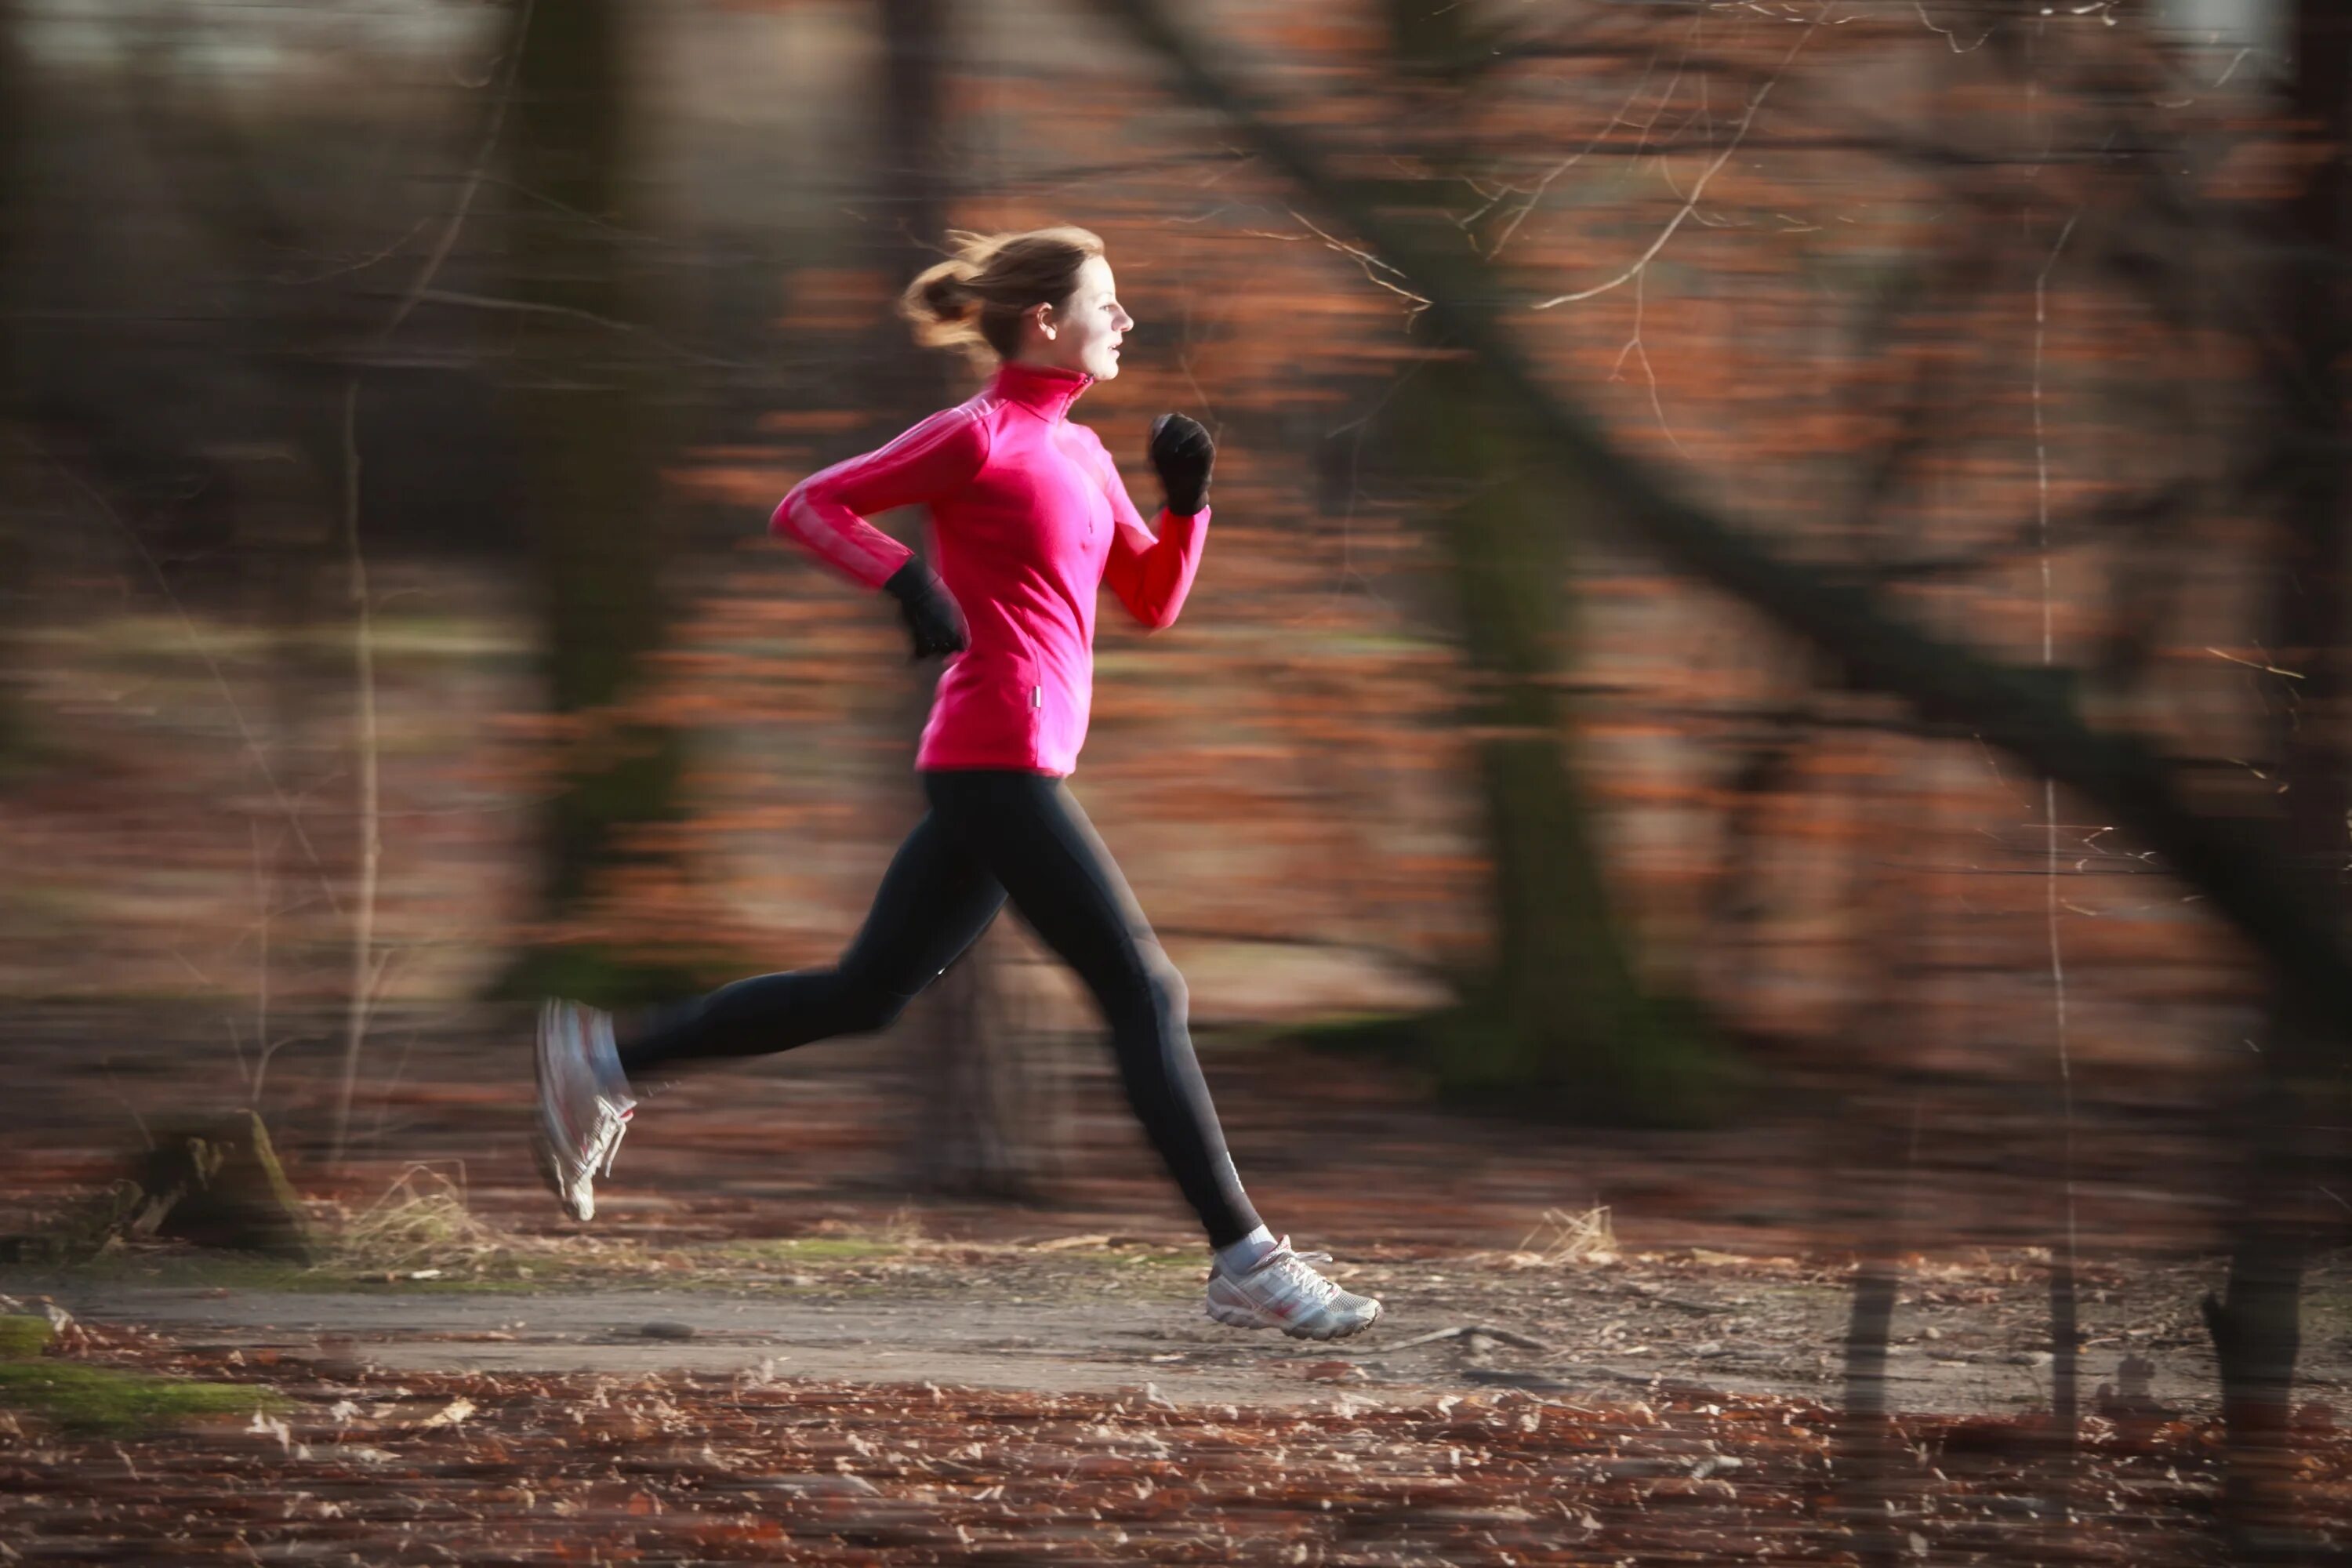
[1506,1203,1618,1267]
[325,1164,568,1279]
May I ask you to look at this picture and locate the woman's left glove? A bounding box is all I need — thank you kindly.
[1149,412,1214,517]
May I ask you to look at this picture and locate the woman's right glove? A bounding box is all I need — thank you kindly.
[1149,412,1214,517]
[882,559,967,660]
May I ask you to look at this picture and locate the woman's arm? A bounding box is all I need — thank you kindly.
[1092,431,1210,631]
[773,404,991,588]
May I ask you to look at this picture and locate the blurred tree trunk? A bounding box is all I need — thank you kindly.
[908,940,1066,1199]
[0,1,25,769]
[1374,2,1718,1120]
[872,0,1057,1196]
[1829,744,1930,1566]
[504,0,685,1001]
[1838,1219,1905,1568]
[2207,0,2352,1544]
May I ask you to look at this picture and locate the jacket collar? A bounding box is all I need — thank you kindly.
[989,359,1094,424]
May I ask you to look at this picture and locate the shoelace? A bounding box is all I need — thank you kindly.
[1255,1239,1341,1305]
[594,1105,633,1178]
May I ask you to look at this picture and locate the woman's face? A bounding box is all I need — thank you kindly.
[1026,255,1132,379]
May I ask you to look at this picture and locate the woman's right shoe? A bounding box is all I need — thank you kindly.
[532,999,636,1223]
[1205,1236,1382,1340]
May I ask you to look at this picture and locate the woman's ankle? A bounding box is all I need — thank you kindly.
[1213,1225,1277,1276]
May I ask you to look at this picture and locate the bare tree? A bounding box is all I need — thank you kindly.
[2201,1,2352,1548]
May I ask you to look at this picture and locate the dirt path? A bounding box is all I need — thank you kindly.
[20,1239,2332,1419]
[11,1244,2350,1566]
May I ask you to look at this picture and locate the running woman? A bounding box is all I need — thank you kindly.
[532,226,1380,1341]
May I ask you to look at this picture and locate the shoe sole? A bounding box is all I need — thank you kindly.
[1206,1296,1381,1341]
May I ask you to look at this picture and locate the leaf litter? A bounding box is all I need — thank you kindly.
[1,1314,2343,1563]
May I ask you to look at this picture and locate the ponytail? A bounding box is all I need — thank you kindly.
[899,226,1103,365]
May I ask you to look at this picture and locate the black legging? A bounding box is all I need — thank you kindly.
[618,769,1263,1249]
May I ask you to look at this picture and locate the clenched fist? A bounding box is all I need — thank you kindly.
[1148,412,1214,517]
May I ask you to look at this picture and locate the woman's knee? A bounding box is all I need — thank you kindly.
[1148,953,1188,1021]
[1121,948,1187,1030]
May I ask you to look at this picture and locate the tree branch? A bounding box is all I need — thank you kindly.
[1091,0,2352,1025]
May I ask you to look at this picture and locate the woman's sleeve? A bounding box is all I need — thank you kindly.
[772,405,991,589]
[1094,436,1210,631]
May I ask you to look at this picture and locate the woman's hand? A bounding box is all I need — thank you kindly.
[882,560,968,660]
[1148,413,1214,517]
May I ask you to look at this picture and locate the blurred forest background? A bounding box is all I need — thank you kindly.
[5,0,2352,1541]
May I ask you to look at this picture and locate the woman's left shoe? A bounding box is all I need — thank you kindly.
[1206,1236,1382,1340]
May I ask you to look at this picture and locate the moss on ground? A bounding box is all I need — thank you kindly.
[0,1314,287,1436]
[0,1314,56,1357]
[2,1225,1211,1308]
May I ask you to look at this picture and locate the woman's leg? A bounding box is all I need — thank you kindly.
[925,770,1263,1250]
[618,808,1005,1082]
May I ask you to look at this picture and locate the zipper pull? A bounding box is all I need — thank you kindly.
[1032,685,1044,710]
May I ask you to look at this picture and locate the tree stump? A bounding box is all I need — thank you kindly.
[129,1110,311,1262]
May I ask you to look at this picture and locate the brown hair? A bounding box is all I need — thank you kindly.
[900,226,1104,365]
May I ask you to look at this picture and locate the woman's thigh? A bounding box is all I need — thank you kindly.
[837,806,1010,997]
[924,772,1163,1005]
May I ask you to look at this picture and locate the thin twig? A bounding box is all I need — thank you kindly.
[249,817,272,1109]
[328,380,381,1171]
[100,1058,155,1152]
[1532,10,1826,311]
[379,0,535,342]
[2035,205,2083,1472]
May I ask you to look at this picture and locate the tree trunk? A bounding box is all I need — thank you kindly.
[906,947,1066,1198]
[2208,5,2352,1546]
[1838,1238,1904,1568]
[0,2,25,771]
[872,0,1058,1195]
[2206,1068,2314,1552]
[1374,3,1716,1120]
[1831,748,1929,1566]
[505,0,684,1002]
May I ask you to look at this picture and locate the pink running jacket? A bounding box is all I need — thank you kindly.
[774,361,1210,777]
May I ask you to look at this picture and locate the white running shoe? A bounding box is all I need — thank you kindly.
[1206,1236,1382,1341]
[532,999,636,1223]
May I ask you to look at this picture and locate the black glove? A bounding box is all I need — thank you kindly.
[1149,412,1214,517]
[882,559,967,660]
